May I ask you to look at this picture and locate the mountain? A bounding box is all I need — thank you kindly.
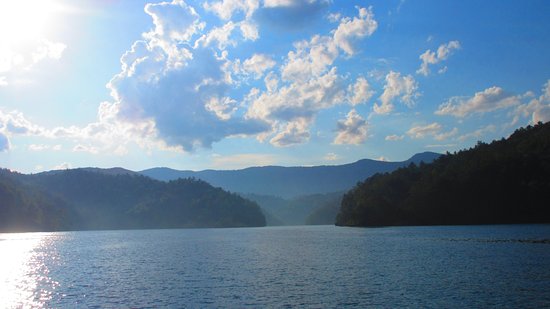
[0,168,266,232]
[140,152,441,198]
[336,122,550,227]
[0,169,74,232]
[244,192,344,226]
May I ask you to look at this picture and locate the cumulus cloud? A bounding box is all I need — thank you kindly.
[72,144,99,154]
[407,122,442,139]
[333,109,369,145]
[241,7,377,147]
[417,40,460,76]
[108,0,270,151]
[195,21,237,49]
[247,67,346,145]
[436,86,520,117]
[333,7,378,56]
[512,80,550,124]
[0,110,45,136]
[203,0,259,20]
[406,123,457,141]
[0,38,66,86]
[242,54,276,79]
[374,71,419,114]
[4,2,381,153]
[270,118,311,146]
[348,77,374,106]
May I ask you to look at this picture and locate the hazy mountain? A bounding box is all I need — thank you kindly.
[244,192,344,226]
[141,152,441,198]
[1,168,265,232]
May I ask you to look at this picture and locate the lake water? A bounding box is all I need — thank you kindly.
[1,225,549,308]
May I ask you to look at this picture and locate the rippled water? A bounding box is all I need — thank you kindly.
[1,225,549,308]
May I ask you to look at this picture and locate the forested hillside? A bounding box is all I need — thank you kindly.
[0,170,73,232]
[0,169,265,232]
[336,122,550,227]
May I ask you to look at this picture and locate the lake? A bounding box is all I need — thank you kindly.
[1,225,549,308]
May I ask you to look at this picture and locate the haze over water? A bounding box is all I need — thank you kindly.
[1,225,549,308]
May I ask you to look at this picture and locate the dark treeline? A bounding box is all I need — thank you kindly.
[336,122,550,227]
[0,169,265,232]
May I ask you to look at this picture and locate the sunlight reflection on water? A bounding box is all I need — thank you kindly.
[0,233,60,308]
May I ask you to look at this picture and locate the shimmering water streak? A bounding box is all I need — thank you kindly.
[0,233,60,308]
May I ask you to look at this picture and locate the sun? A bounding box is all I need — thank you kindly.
[0,0,60,47]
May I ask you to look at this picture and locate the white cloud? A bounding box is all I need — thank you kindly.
[406,124,456,141]
[0,37,66,86]
[327,12,341,23]
[203,0,259,20]
[242,54,276,79]
[32,39,66,63]
[281,35,338,83]
[436,86,520,117]
[195,21,237,50]
[0,110,45,136]
[53,162,72,170]
[417,40,460,76]
[205,96,238,120]
[108,1,270,151]
[407,122,442,139]
[348,77,374,106]
[324,152,339,161]
[333,6,377,56]
[239,21,259,41]
[243,7,376,147]
[247,67,346,146]
[72,144,99,154]
[385,134,404,141]
[270,118,311,146]
[374,71,419,114]
[512,80,550,124]
[333,109,368,145]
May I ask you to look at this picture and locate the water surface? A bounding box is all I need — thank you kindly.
[1,225,549,308]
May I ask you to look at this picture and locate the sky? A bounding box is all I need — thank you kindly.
[0,0,549,173]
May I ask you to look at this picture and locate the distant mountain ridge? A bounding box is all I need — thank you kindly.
[140,152,441,198]
[0,168,266,232]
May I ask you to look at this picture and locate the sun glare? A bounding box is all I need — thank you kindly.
[0,0,60,46]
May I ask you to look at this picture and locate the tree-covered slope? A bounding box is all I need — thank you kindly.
[336,122,550,227]
[1,169,266,232]
[0,169,73,232]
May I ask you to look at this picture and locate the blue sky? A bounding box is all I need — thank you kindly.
[0,0,549,173]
